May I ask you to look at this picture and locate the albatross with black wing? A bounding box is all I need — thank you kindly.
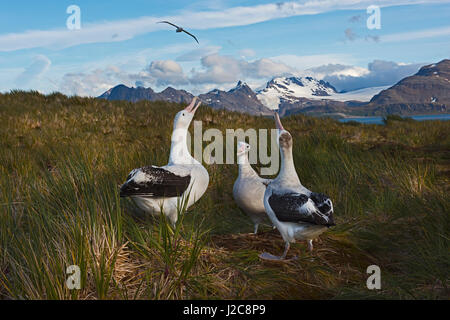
[120,166,191,198]
[120,97,209,225]
[260,113,335,261]
[157,21,199,44]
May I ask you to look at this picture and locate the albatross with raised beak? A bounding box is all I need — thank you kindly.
[233,142,272,234]
[260,113,335,261]
[120,97,209,225]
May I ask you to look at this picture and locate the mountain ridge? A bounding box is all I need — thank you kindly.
[370,59,450,105]
[98,59,450,117]
[198,81,272,116]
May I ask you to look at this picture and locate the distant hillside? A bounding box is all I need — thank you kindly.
[370,59,450,105]
[99,84,193,103]
[100,81,272,116]
[198,81,272,116]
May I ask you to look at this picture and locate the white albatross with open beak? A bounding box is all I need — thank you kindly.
[120,97,209,225]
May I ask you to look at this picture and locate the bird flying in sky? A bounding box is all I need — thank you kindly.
[157,21,199,44]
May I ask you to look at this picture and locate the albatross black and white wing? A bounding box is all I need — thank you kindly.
[120,166,191,198]
[268,192,335,226]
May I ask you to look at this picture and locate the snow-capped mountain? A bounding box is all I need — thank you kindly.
[257,76,338,109]
[256,76,390,110]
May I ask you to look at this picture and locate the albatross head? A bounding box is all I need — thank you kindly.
[173,97,201,130]
[236,141,251,156]
[274,112,292,150]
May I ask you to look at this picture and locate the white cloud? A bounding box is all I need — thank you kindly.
[56,55,429,96]
[190,54,291,84]
[146,60,188,86]
[246,58,292,78]
[59,59,191,96]
[15,55,51,86]
[270,54,355,70]
[306,63,370,79]
[322,60,426,92]
[381,26,450,43]
[176,46,221,61]
[59,66,132,96]
[190,54,242,84]
[1,0,449,52]
[239,49,256,58]
[57,53,293,96]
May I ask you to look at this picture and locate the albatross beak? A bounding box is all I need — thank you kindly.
[185,97,201,114]
[274,112,284,130]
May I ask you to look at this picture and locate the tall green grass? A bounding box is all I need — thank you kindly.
[0,91,449,299]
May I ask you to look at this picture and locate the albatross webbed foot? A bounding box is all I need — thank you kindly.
[259,252,285,261]
[259,242,295,261]
[307,239,313,252]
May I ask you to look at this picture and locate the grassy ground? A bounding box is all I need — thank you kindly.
[0,91,449,299]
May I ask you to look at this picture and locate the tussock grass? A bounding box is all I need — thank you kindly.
[0,91,449,299]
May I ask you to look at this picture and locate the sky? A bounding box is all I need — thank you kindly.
[0,0,449,96]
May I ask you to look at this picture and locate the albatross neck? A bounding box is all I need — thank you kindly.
[277,146,301,185]
[237,153,257,178]
[168,126,199,165]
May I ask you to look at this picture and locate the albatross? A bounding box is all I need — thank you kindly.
[120,97,209,225]
[260,113,335,261]
[233,142,272,234]
[157,21,199,44]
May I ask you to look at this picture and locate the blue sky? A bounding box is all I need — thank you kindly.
[0,0,449,96]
